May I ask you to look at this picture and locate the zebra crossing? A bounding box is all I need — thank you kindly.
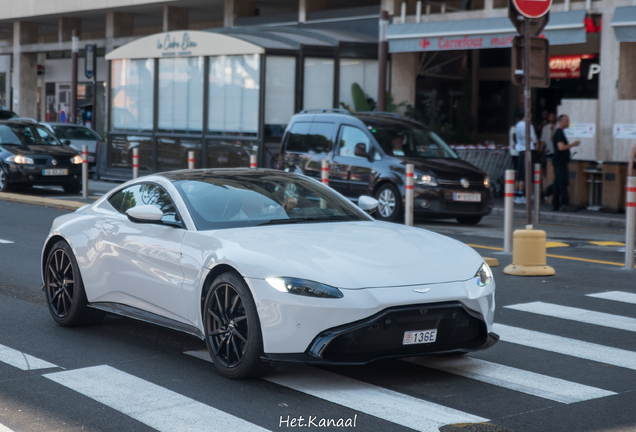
[1,290,636,432]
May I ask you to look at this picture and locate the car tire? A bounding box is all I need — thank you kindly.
[44,240,105,327]
[456,216,482,225]
[63,182,82,194]
[0,168,10,192]
[204,272,272,379]
[375,183,401,222]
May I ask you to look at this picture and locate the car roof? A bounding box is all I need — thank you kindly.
[158,168,300,182]
[291,110,430,131]
[0,120,46,126]
[40,122,87,127]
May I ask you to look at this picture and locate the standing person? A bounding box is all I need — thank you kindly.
[540,112,557,196]
[552,114,580,212]
[514,114,539,204]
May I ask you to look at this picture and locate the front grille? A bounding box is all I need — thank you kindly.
[316,304,487,363]
[438,179,484,189]
[32,158,48,165]
[443,201,487,213]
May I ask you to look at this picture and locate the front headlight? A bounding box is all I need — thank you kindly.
[484,175,490,187]
[266,277,344,299]
[414,172,438,186]
[72,155,84,164]
[6,155,34,164]
[475,262,493,287]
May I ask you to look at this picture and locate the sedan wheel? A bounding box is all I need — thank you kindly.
[204,272,272,379]
[45,241,104,327]
[0,169,10,192]
[375,184,401,222]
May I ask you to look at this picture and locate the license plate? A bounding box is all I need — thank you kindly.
[42,169,68,176]
[453,193,481,202]
[403,329,437,345]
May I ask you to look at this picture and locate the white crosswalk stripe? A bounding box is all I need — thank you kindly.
[0,343,58,370]
[504,301,636,332]
[0,423,15,432]
[0,239,14,244]
[405,356,615,403]
[44,365,268,432]
[587,291,636,305]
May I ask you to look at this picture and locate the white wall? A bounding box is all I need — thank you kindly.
[558,99,598,161]
[0,0,175,20]
[44,57,108,83]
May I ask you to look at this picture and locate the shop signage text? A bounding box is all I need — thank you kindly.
[564,123,596,139]
[613,124,636,139]
[549,54,597,79]
[417,33,542,51]
[156,32,198,56]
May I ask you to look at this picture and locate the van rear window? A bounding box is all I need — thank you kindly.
[285,122,334,154]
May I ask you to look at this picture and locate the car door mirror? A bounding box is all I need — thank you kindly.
[358,195,379,214]
[126,205,164,224]
[354,143,372,161]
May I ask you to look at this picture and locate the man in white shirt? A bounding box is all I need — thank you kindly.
[539,112,557,197]
[514,115,538,204]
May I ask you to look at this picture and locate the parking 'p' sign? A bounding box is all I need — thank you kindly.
[513,0,552,18]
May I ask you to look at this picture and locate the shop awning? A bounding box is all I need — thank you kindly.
[611,6,636,42]
[387,10,587,53]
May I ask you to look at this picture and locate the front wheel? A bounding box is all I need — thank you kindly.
[0,168,10,192]
[375,183,402,222]
[204,272,272,379]
[456,216,483,225]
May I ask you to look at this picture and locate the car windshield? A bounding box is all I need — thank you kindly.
[52,125,102,141]
[366,121,457,159]
[172,172,370,230]
[0,124,62,146]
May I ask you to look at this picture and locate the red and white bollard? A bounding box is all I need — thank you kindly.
[250,154,257,169]
[504,169,515,253]
[132,147,139,179]
[321,159,329,185]
[188,151,195,169]
[82,145,88,199]
[405,164,414,226]
[626,177,636,269]
[533,163,541,225]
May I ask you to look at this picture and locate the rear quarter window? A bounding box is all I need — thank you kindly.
[285,122,334,154]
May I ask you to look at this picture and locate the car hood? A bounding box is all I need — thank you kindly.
[397,157,484,181]
[196,221,484,289]
[3,144,79,157]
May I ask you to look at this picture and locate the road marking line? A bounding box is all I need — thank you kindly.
[0,423,15,432]
[0,239,14,244]
[264,365,488,432]
[587,291,636,305]
[0,343,58,370]
[494,323,636,371]
[505,302,636,332]
[546,241,569,248]
[184,352,487,431]
[589,241,624,246]
[44,365,267,432]
[404,356,615,404]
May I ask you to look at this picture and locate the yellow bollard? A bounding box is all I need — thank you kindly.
[504,225,555,276]
[482,257,499,267]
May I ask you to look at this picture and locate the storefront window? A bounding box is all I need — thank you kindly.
[208,55,260,136]
[206,140,252,168]
[339,59,379,111]
[109,134,153,172]
[111,59,154,132]
[303,58,334,110]
[265,56,296,138]
[159,57,204,134]
[156,137,202,172]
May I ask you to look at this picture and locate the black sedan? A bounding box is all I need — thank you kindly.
[0,121,83,193]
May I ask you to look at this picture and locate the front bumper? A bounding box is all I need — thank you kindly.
[7,163,82,185]
[411,186,494,218]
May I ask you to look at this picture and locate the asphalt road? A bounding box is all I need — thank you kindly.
[1,200,635,432]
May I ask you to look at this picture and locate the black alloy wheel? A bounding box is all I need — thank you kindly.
[44,241,104,326]
[0,168,10,192]
[204,272,271,379]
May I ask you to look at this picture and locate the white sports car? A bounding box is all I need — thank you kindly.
[42,169,497,379]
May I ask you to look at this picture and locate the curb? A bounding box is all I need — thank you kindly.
[490,207,626,230]
[0,192,86,211]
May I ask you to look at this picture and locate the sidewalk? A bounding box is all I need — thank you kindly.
[490,197,627,230]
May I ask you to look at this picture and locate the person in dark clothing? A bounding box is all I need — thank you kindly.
[552,114,580,212]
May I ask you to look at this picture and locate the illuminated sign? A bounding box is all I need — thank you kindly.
[549,54,598,79]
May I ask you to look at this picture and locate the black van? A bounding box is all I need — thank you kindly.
[278,110,494,224]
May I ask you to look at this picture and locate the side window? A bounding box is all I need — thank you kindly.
[108,183,179,224]
[35,127,59,145]
[285,122,334,154]
[338,126,371,158]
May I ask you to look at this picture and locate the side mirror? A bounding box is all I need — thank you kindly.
[354,143,372,160]
[126,205,164,223]
[63,140,71,145]
[358,195,379,214]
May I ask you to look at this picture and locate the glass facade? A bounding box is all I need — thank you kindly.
[303,58,334,110]
[111,59,154,132]
[159,57,204,134]
[264,56,296,138]
[339,59,379,110]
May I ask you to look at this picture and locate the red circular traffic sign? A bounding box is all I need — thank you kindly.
[513,0,552,18]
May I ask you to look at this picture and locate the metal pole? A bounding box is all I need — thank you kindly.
[71,30,79,124]
[504,170,515,252]
[524,18,532,225]
[533,163,541,225]
[250,154,257,168]
[92,45,97,131]
[132,147,139,179]
[188,151,195,169]
[626,177,636,269]
[321,159,329,185]
[416,1,422,22]
[82,145,88,199]
[377,10,389,112]
[405,164,414,226]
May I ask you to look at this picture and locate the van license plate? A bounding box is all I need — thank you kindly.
[42,169,68,176]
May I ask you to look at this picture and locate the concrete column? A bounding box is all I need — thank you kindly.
[299,0,307,23]
[485,0,494,9]
[224,0,235,28]
[105,12,134,52]
[12,21,38,118]
[163,6,189,32]
[381,0,397,15]
[59,17,81,43]
[598,1,619,161]
[390,52,418,109]
[471,50,479,122]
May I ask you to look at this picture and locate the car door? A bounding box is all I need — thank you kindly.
[98,182,188,321]
[332,124,376,198]
[282,121,335,182]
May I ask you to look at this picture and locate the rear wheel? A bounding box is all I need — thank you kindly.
[375,183,401,222]
[456,216,482,225]
[204,272,272,379]
[44,241,105,326]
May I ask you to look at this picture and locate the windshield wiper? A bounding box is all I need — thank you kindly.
[257,218,299,226]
